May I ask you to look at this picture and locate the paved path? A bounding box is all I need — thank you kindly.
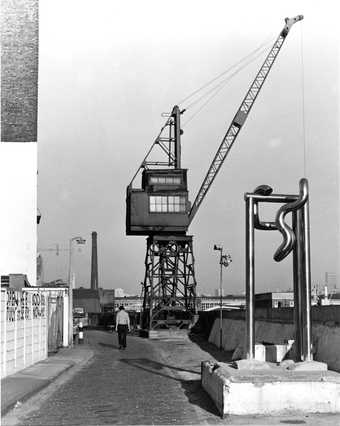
[9,330,222,425]
[4,330,340,425]
[2,346,93,416]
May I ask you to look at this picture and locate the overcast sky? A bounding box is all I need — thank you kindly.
[37,1,339,295]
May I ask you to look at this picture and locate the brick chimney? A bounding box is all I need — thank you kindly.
[91,231,98,290]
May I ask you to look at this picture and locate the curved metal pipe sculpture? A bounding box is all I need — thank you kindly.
[253,185,278,231]
[273,178,308,262]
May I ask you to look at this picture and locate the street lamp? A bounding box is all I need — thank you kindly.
[68,236,86,346]
[213,245,232,350]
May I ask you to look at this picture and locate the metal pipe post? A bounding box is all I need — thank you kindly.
[173,105,181,169]
[219,254,223,350]
[292,210,303,360]
[245,196,255,359]
[68,239,73,347]
[294,209,307,361]
[302,197,312,361]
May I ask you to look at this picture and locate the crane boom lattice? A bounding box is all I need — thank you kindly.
[189,15,303,223]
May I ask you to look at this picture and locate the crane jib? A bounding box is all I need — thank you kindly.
[188,15,303,225]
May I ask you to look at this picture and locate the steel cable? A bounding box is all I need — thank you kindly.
[182,42,274,126]
[177,36,275,110]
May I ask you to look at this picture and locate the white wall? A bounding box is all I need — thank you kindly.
[0,143,37,285]
[1,288,48,378]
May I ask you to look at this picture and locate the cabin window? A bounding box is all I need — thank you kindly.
[149,195,186,213]
[149,176,181,185]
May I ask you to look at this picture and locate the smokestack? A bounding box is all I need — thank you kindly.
[91,231,98,290]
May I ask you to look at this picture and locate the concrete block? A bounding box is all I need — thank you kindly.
[234,359,271,370]
[289,361,328,371]
[233,343,289,363]
[255,343,266,361]
[201,360,340,416]
[232,343,266,361]
[265,343,291,363]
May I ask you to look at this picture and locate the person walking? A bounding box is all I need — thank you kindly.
[115,305,130,349]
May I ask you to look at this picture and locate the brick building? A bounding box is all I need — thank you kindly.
[255,292,294,308]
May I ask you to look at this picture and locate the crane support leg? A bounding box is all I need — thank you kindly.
[141,235,198,333]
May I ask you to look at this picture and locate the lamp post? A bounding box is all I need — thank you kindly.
[214,245,232,350]
[68,236,86,346]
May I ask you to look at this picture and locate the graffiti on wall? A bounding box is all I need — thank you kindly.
[32,292,46,319]
[6,290,46,321]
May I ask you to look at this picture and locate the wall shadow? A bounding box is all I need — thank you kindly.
[98,342,120,350]
[120,357,198,379]
[189,333,234,363]
[120,357,220,417]
[180,378,221,417]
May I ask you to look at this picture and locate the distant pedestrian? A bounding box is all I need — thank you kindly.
[115,306,130,349]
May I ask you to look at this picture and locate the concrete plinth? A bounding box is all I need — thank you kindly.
[201,360,340,416]
[141,329,189,340]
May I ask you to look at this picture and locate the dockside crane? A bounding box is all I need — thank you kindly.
[126,16,303,334]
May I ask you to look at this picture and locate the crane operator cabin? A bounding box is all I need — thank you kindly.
[126,169,190,236]
[126,106,190,237]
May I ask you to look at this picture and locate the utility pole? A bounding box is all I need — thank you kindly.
[68,236,86,346]
[214,245,232,350]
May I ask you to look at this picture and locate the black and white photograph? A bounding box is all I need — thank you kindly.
[1,0,340,425]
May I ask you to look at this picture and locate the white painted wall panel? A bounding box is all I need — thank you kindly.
[0,144,37,285]
[1,289,47,377]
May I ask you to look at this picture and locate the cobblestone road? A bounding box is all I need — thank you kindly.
[13,330,340,426]
[16,330,224,425]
